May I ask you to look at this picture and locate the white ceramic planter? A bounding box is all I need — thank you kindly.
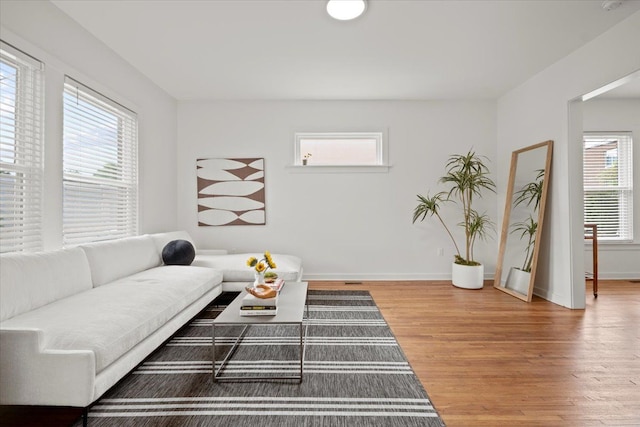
[505,267,531,295]
[451,262,484,289]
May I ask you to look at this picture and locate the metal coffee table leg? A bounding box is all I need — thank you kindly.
[213,324,250,382]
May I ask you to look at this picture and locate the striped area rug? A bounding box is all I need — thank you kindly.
[79,290,445,426]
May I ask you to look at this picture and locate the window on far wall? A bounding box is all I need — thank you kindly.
[62,76,138,246]
[0,42,44,253]
[294,132,386,167]
[583,132,633,242]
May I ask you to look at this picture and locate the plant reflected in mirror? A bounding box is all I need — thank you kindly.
[494,141,553,302]
[510,168,545,273]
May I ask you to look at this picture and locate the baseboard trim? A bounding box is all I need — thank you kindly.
[305,273,638,284]
[532,286,571,308]
[595,273,640,280]
[303,273,496,281]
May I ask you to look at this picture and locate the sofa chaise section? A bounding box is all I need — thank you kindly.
[150,231,304,291]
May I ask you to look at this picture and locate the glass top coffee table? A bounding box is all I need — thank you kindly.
[212,282,308,382]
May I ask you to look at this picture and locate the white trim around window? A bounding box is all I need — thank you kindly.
[62,76,139,246]
[291,131,390,173]
[0,41,44,253]
[583,131,633,243]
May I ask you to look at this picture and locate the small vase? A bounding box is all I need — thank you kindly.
[302,159,308,165]
[254,271,265,286]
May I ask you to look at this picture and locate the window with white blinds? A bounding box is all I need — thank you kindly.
[63,77,138,246]
[0,42,44,253]
[583,132,633,241]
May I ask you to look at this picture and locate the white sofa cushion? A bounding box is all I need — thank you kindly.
[0,265,222,372]
[80,235,161,287]
[0,248,92,322]
[193,253,302,282]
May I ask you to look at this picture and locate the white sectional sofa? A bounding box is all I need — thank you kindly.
[0,231,302,410]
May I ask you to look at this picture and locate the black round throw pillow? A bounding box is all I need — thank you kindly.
[162,239,195,266]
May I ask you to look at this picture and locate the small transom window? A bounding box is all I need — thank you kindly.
[294,132,386,167]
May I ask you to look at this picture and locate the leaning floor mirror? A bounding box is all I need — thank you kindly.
[494,140,553,302]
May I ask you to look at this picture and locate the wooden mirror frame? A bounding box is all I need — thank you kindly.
[494,140,553,302]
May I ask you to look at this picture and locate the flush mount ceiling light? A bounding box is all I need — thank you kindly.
[326,0,367,21]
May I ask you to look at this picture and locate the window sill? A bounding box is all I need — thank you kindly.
[287,165,390,173]
[584,242,640,251]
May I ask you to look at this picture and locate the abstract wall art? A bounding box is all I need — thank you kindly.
[196,158,265,226]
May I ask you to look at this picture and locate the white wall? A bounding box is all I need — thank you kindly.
[177,101,497,280]
[583,98,640,279]
[497,12,640,308]
[5,0,636,293]
[0,0,178,249]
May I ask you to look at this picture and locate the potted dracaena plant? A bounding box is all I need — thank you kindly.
[412,149,496,289]
[505,169,544,293]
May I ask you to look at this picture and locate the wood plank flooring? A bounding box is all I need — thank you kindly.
[1,280,637,426]
[310,280,640,426]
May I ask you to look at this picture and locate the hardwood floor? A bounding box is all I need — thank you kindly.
[1,280,637,426]
[310,280,640,426]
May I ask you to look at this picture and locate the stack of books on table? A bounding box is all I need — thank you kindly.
[239,280,285,316]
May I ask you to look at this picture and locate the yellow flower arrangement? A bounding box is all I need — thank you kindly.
[246,251,277,273]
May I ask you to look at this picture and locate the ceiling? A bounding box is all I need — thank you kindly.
[51,0,640,101]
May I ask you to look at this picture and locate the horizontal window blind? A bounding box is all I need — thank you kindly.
[583,132,633,241]
[0,42,44,253]
[63,77,138,245]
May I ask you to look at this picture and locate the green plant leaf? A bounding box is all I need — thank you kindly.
[412,149,495,263]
